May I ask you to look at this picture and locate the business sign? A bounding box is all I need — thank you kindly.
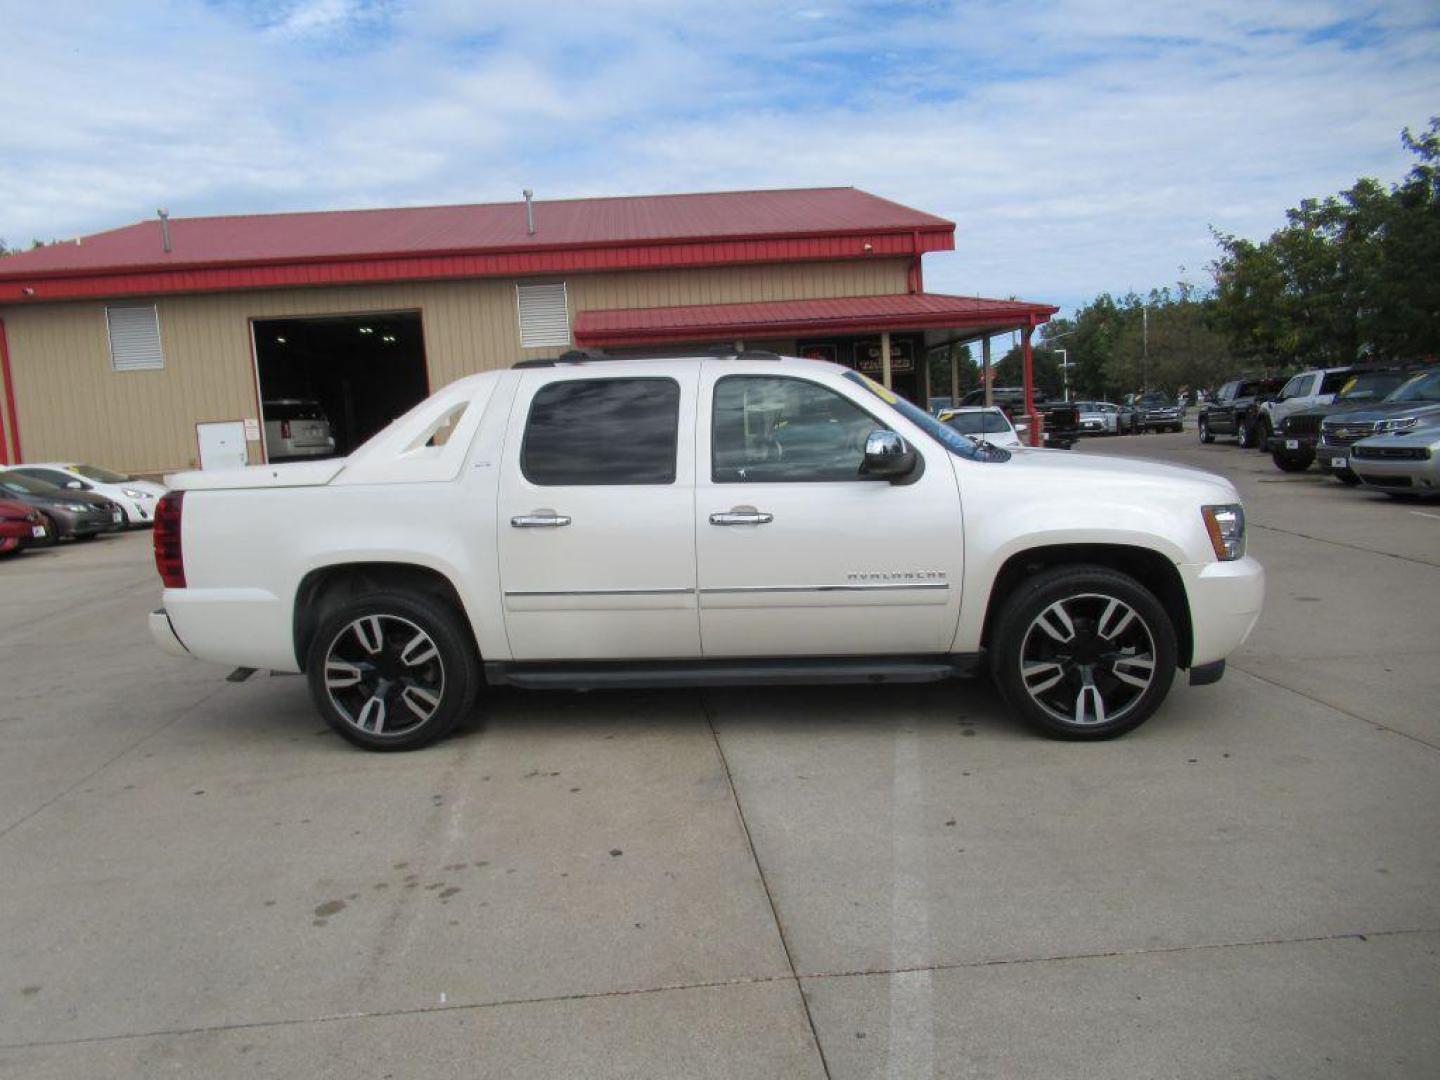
[854,339,914,375]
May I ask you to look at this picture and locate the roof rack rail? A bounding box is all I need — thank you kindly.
[512,347,785,368]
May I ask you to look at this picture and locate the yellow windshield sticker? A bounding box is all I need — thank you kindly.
[859,372,899,405]
[1339,376,1356,396]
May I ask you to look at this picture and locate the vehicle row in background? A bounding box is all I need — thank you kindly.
[955,388,1083,448]
[0,461,163,556]
[936,406,1022,447]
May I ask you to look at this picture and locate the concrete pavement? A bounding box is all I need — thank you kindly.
[1,433,1437,1078]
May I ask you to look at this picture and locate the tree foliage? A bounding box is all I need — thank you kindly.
[1210,117,1440,365]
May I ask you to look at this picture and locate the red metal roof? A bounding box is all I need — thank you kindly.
[574,293,1057,346]
[0,188,954,303]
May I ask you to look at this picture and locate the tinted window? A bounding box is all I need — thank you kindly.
[17,467,79,488]
[944,411,1010,436]
[714,376,881,482]
[1319,370,1352,394]
[522,378,679,485]
[1389,370,1440,403]
[0,471,60,496]
[1279,375,1306,399]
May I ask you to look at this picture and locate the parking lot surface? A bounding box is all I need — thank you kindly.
[2,432,1438,1079]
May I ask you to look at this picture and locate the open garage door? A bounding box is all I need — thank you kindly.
[252,311,429,461]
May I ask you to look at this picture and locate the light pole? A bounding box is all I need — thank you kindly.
[1054,348,1070,402]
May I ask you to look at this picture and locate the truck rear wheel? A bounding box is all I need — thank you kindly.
[990,565,1177,740]
[306,591,481,751]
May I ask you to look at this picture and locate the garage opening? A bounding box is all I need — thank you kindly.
[252,311,429,461]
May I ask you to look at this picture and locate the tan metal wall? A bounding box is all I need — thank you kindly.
[0,258,908,473]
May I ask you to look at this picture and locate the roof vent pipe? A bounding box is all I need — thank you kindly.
[157,209,171,253]
[522,189,535,236]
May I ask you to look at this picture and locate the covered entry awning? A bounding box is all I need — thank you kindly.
[573,292,1057,348]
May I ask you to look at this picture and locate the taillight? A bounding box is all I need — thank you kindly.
[281,419,292,438]
[153,491,185,588]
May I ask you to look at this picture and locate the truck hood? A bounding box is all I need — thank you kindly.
[998,446,1238,499]
[167,459,346,491]
[1321,400,1440,425]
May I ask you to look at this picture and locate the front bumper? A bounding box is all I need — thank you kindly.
[1179,555,1265,668]
[149,609,191,658]
[1267,434,1317,454]
[1351,453,1440,493]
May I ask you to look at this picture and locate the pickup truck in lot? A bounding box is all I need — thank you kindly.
[150,353,1264,750]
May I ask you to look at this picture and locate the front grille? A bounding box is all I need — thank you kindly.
[1323,421,1379,445]
[1351,446,1431,461]
[1283,415,1321,437]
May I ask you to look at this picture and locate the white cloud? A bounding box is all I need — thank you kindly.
[0,1,1436,311]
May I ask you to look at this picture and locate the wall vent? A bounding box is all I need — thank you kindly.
[106,304,165,370]
[516,283,570,348]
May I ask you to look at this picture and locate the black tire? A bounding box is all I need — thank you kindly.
[1236,421,1253,449]
[1335,470,1361,486]
[990,564,1178,740]
[1198,416,1214,443]
[36,513,60,547]
[305,590,481,751]
[1254,419,1273,452]
[1272,450,1313,472]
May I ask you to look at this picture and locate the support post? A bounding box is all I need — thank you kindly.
[0,317,20,464]
[880,331,893,390]
[1022,319,1041,447]
[921,344,931,408]
[949,346,960,406]
[982,336,992,407]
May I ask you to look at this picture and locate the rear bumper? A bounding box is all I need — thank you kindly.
[1180,556,1265,668]
[149,609,191,658]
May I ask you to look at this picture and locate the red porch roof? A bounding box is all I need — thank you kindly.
[0,187,954,304]
[573,293,1058,347]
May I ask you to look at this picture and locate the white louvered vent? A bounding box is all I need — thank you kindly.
[516,283,571,348]
[106,305,165,371]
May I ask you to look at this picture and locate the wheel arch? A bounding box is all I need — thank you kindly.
[293,561,477,672]
[980,544,1194,668]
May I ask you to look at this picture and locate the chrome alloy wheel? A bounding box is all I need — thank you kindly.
[322,615,446,738]
[1018,592,1157,727]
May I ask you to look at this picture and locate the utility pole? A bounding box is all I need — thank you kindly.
[1142,304,1149,389]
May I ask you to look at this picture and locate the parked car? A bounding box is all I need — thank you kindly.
[149,352,1263,750]
[1267,368,1416,472]
[1197,377,1284,445]
[1349,419,1440,498]
[1135,391,1184,433]
[1073,400,1134,435]
[264,400,337,460]
[1261,367,1354,435]
[1316,368,1440,483]
[955,387,1080,448]
[8,462,165,527]
[937,406,1022,447]
[0,497,50,556]
[0,470,124,540]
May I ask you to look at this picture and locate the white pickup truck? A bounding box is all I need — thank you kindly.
[149,352,1264,750]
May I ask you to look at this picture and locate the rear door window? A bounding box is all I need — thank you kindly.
[522,378,680,485]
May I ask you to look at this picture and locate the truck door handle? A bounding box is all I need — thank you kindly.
[710,510,773,526]
[511,513,572,528]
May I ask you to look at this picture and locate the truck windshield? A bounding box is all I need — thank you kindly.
[842,371,1005,461]
[1338,371,1408,402]
[1386,370,1440,403]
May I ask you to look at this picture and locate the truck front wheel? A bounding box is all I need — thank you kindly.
[1272,449,1313,472]
[990,565,1178,740]
[306,591,481,751]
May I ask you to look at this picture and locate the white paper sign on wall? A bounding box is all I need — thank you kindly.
[243,417,261,441]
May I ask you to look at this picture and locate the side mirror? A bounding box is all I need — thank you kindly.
[860,430,917,480]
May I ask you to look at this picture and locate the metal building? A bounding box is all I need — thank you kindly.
[0,187,1054,473]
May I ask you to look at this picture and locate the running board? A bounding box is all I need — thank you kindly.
[485,654,981,690]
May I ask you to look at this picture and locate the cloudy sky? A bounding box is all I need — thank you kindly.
[1,0,1436,312]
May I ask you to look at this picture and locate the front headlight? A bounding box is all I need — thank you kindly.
[122,488,153,499]
[64,503,91,512]
[1202,504,1246,561]
[1377,417,1418,432]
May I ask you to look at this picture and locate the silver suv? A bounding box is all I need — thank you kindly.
[263,400,336,460]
